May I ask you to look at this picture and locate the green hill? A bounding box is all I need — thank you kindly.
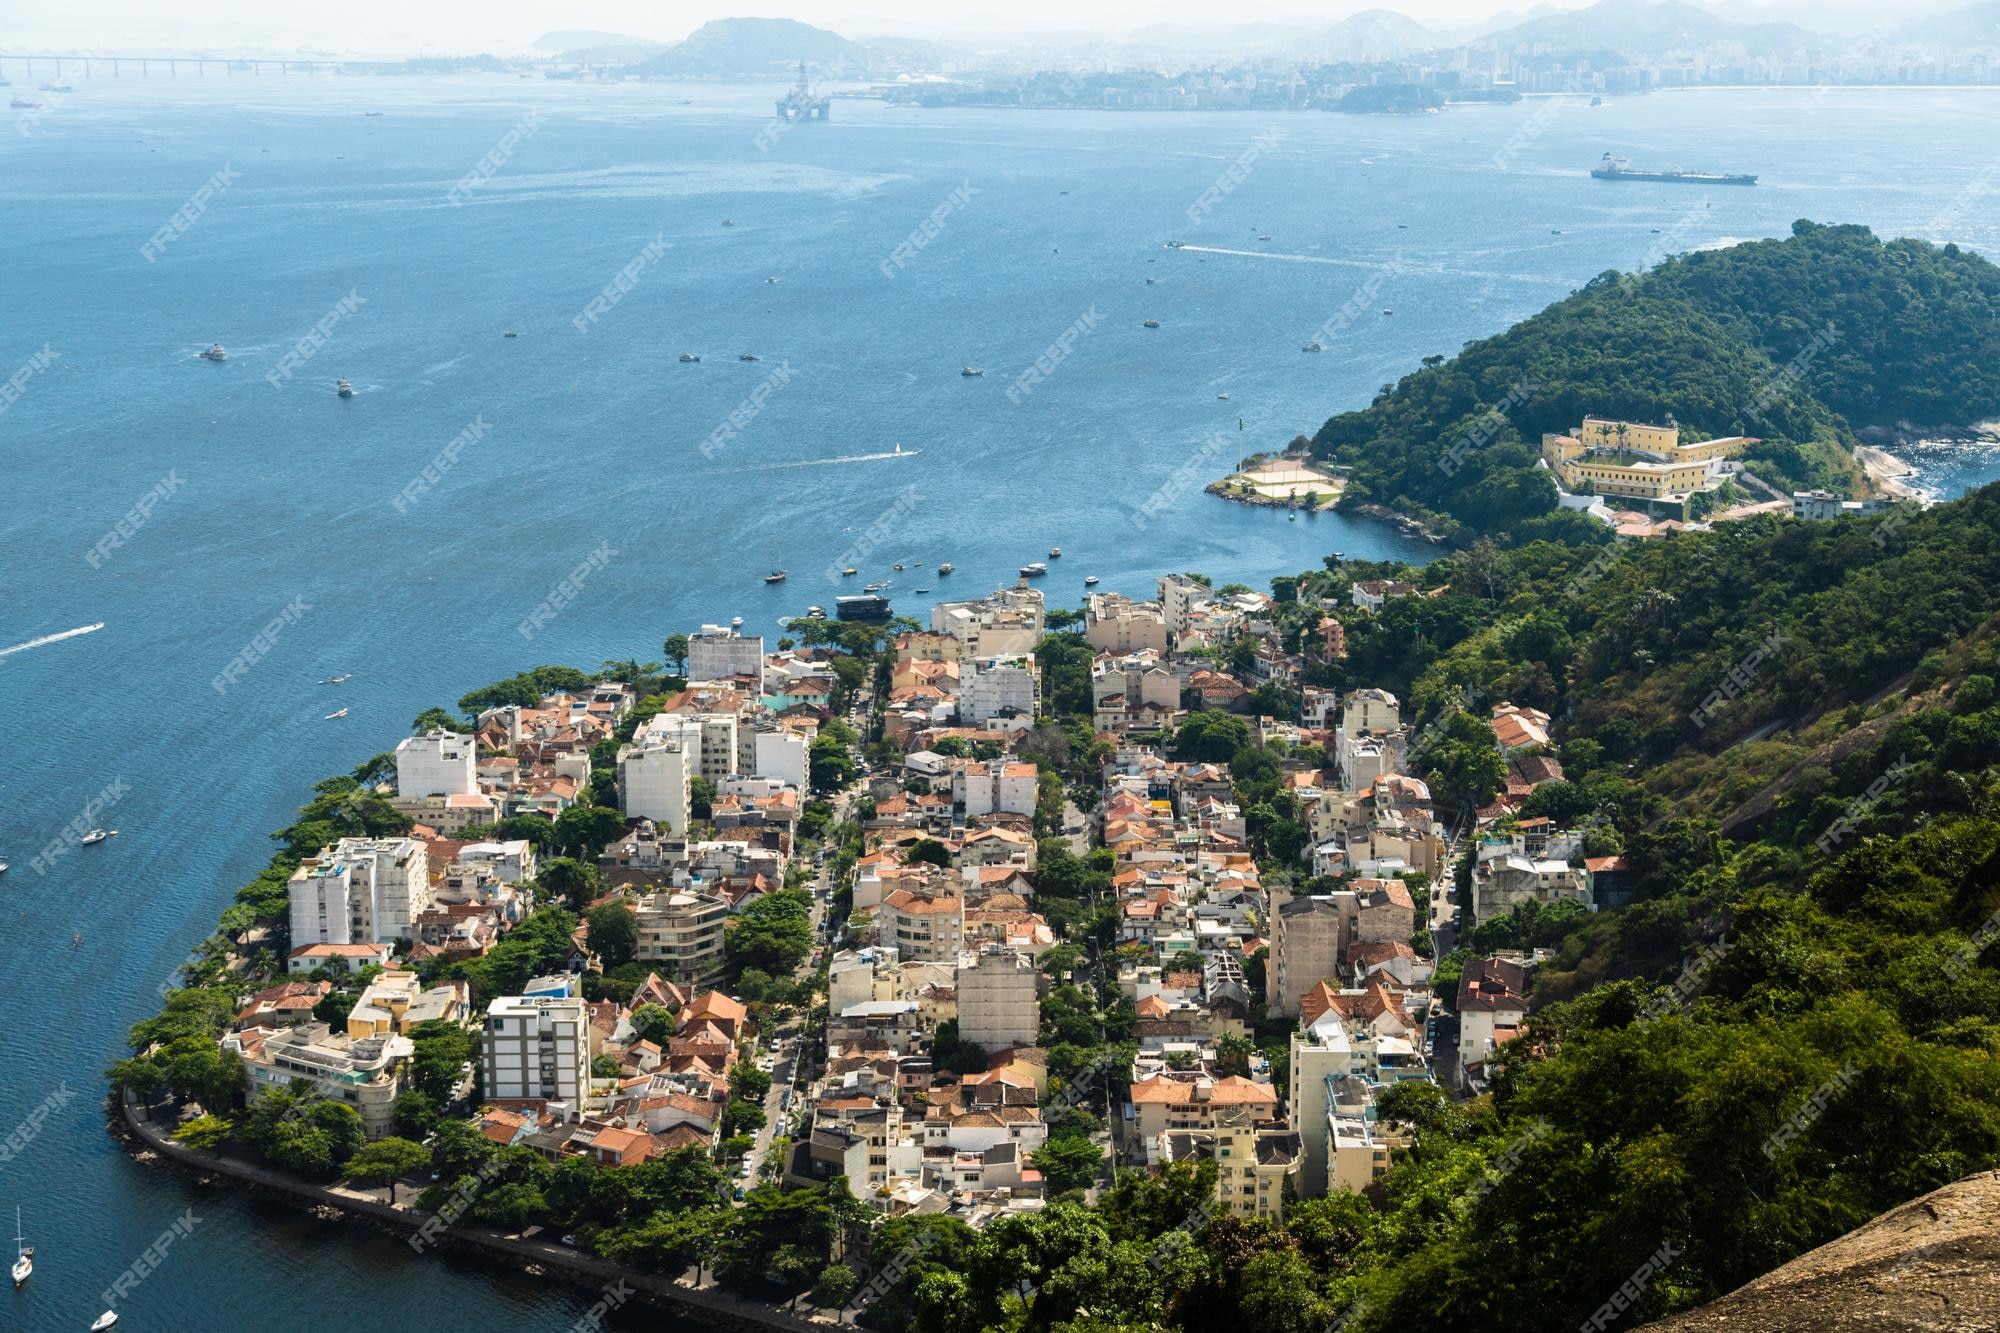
[1310,221,2000,544]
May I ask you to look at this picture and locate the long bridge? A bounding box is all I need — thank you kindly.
[0,53,431,79]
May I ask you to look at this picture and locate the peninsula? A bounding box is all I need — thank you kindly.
[110,446,2000,1328]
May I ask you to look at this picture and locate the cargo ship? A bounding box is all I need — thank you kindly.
[835,594,891,621]
[1591,153,1755,186]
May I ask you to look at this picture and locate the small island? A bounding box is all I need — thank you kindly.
[1335,83,1446,114]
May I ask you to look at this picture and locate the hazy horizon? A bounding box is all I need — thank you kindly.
[3,0,1974,58]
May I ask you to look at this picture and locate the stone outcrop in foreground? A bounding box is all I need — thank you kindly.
[1638,1171,2000,1332]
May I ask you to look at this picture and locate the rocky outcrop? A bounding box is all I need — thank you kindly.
[1638,1171,2000,1332]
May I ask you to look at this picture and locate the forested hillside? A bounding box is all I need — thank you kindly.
[1310,221,2000,543]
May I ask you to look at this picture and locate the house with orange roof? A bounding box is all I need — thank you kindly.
[1126,1073,1278,1161]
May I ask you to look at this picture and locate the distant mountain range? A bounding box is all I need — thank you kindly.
[530,1,2000,79]
[1896,0,2000,42]
[625,18,872,78]
[1477,0,1817,52]
[1315,9,1439,60]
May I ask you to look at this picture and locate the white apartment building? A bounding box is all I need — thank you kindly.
[483,995,591,1106]
[956,948,1039,1051]
[456,839,538,886]
[289,837,433,946]
[617,724,696,834]
[337,835,433,943]
[289,855,357,949]
[954,760,1040,819]
[687,624,766,690]
[395,727,478,798]
[1157,573,1213,635]
[753,725,809,791]
[961,656,1040,724]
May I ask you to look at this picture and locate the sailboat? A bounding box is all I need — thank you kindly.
[12,1207,31,1287]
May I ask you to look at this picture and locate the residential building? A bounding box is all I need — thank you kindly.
[961,655,1040,724]
[617,722,696,834]
[1793,489,1895,520]
[1084,592,1169,654]
[633,890,729,975]
[288,837,433,947]
[932,586,1045,657]
[395,727,478,798]
[1490,702,1552,753]
[880,886,966,963]
[1457,957,1532,1088]
[956,948,1039,1052]
[1156,573,1212,636]
[1350,580,1419,611]
[1268,894,1353,1018]
[1126,1073,1279,1162]
[484,995,592,1107]
[345,970,468,1038]
[954,761,1040,820]
[752,724,809,790]
[228,1022,411,1139]
[687,624,765,689]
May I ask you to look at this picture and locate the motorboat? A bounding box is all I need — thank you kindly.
[80,829,116,846]
[1142,319,1160,328]
[740,353,759,361]
[324,708,348,720]
[92,1314,120,1331]
[841,567,857,577]
[1019,563,1048,577]
[936,563,953,575]
[201,343,227,361]
[1048,547,1061,558]
[1083,575,1099,586]
[961,366,982,377]
[764,569,787,584]
[679,352,701,363]
[336,379,354,397]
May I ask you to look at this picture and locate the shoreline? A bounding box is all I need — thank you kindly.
[109,1093,828,1332]
[1855,445,1923,500]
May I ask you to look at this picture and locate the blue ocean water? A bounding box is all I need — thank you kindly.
[2,74,1998,1330]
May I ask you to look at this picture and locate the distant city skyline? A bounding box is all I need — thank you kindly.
[6,0,1977,56]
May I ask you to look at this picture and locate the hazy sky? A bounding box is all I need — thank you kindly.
[12,0,1597,55]
[5,0,1933,54]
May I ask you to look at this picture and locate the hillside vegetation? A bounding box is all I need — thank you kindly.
[1311,221,2000,542]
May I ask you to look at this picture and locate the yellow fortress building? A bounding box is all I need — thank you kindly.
[1541,416,1755,502]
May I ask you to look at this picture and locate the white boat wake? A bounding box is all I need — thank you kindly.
[755,449,924,470]
[1172,244,1376,267]
[0,622,104,659]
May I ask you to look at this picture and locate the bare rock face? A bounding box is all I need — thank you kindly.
[1638,1171,2000,1332]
